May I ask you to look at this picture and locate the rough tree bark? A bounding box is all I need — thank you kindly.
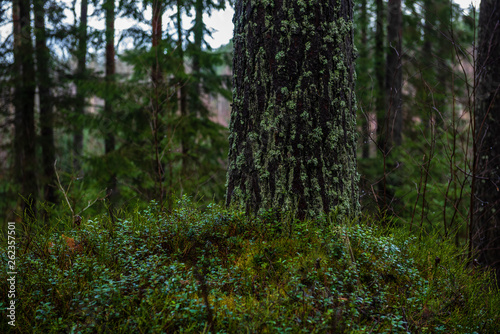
[226,0,359,219]
[473,0,500,277]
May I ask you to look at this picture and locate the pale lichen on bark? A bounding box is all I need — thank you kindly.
[227,0,359,220]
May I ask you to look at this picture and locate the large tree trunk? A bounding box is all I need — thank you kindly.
[226,0,359,220]
[34,0,57,207]
[473,0,500,278]
[104,0,117,201]
[14,0,38,218]
[73,0,88,172]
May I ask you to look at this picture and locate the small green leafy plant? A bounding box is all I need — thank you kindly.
[1,197,498,333]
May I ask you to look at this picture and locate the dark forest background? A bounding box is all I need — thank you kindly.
[1,0,234,222]
[0,0,486,251]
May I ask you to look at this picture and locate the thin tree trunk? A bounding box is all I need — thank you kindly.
[16,0,38,218]
[192,0,203,95]
[152,0,162,85]
[190,0,205,117]
[375,0,385,149]
[34,0,57,207]
[421,0,435,129]
[74,0,87,172]
[227,0,359,220]
[151,0,165,205]
[359,0,370,159]
[12,0,22,187]
[377,0,402,215]
[104,0,117,201]
[436,2,452,121]
[385,0,403,149]
[176,0,189,178]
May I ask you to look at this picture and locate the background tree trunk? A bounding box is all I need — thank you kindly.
[435,0,452,121]
[12,0,22,190]
[15,0,38,218]
[192,0,203,83]
[151,0,165,204]
[34,0,56,207]
[358,0,370,159]
[226,0,359,219]
[377,0,402,214]
[73,0,88,172]
[374,0,385,150]
[385,0,403,150]
[473,0,500,277]
[176,0,189,180]
[152,0,162,85]
[421,0,437,129]
[104,0,117,201]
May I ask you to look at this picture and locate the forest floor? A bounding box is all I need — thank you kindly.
[1,197,499,333]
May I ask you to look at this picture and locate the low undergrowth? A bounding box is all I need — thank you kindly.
[1,197,499,333]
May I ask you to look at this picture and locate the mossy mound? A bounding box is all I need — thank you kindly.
[1,197,499,333]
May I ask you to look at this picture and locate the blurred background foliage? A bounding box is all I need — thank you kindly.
[0,0,482,247]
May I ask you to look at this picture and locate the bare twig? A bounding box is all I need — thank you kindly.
[78,189,106,215]
[54,160,74,217]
